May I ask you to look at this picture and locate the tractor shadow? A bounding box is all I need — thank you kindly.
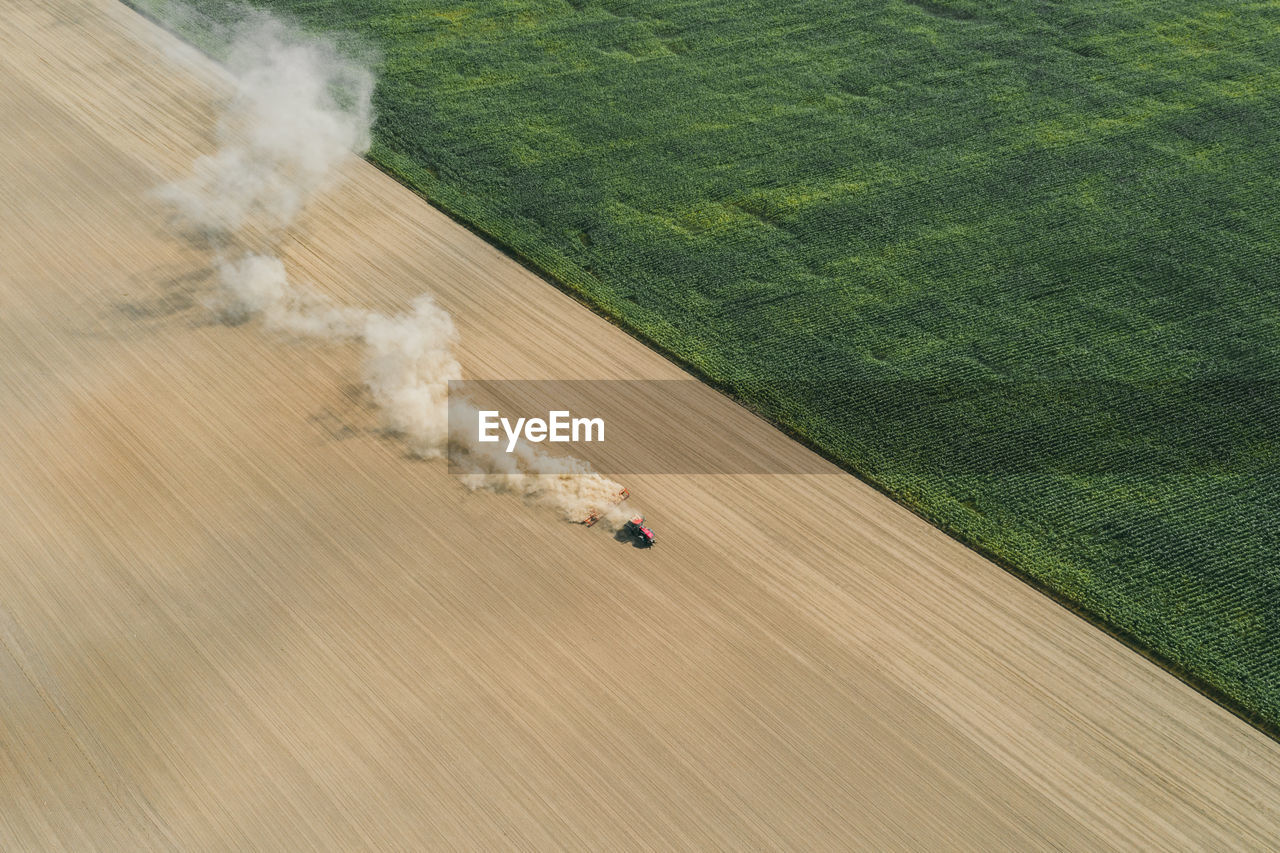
[612,527,652,549]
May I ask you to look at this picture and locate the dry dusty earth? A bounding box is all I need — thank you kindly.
[1,1,1278,849]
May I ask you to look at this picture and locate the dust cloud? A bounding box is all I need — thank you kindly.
[158,7,635,528]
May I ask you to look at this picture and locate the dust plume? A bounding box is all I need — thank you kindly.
[448,400,634,526]
[158,11,374,234]
[157,8,636,529]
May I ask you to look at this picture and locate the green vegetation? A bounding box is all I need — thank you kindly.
[143,0,1280,729]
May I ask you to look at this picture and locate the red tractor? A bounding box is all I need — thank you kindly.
[623,516,655,548]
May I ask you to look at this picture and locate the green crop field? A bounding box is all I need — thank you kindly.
[136,0,1280,730]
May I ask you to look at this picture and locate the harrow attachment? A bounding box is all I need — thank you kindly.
[581,487,629,527]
